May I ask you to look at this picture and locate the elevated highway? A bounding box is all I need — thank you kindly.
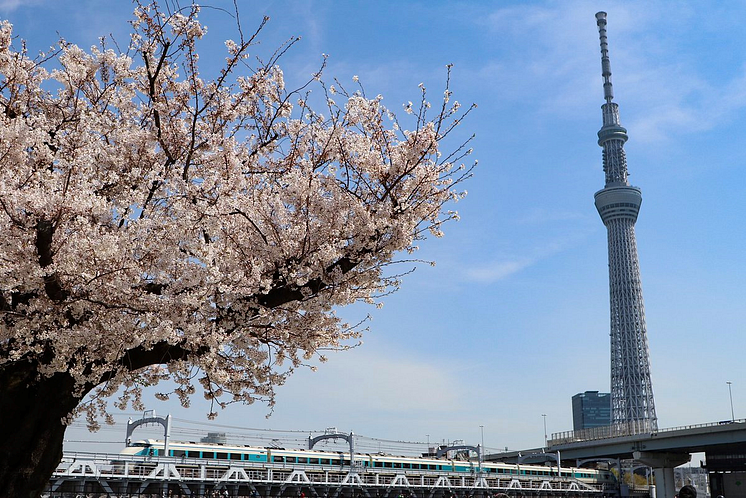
[546,419,746,460]
[488,420,746,498]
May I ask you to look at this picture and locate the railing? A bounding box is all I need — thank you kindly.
[49,451,610,496]
[549,418,746,445]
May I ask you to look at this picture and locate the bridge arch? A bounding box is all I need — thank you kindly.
[517,451,562,476]
[125,410,172,454]
[435,444,483,472]
[308,432,357,469]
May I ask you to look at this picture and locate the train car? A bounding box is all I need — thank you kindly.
[119,439,615,487]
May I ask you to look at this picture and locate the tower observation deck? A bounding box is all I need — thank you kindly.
[593,12,657,434]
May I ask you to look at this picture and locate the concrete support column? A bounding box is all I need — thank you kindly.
[634,451,690,498]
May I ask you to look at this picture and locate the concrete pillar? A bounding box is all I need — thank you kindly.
[634,451,690,498]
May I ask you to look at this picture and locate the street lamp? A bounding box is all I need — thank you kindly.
[542,414,547,447]
[479,425,484,451]
[727,381,735,422]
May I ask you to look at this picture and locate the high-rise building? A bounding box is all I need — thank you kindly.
[572,391,611,431]
[593,12,658,433]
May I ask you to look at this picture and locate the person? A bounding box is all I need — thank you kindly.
[678,485,697,498]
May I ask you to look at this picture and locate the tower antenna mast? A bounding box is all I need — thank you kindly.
[593,11,658,434]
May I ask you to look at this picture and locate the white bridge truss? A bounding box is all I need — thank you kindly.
[46,452,609,497]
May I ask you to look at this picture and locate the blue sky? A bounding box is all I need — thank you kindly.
[3,0,745,455]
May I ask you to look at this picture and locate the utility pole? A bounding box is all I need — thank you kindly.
[542,414,547,447]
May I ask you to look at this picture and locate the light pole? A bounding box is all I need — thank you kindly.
[542,414,547,447]
[479,425,484,451]
[727,381,735,422]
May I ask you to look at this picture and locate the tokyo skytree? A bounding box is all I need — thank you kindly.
[593,12,658,433]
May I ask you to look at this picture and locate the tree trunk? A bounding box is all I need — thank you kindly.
[0,361,82,498]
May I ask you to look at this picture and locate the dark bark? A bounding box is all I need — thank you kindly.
[0,231,368,497]
[0,360,83,498]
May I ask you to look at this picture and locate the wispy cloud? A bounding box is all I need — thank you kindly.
[514,208,586,225]
[0,0,23,12]
[465,258,536,283]
[280,349,462,414]
[462,236,578,284]
[0,0,46,13]
[472,1,746,143]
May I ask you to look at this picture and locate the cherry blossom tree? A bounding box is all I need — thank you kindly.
[0,2,474,496]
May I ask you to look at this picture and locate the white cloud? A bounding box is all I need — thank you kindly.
[465,258,535,283]
[284,348,462,414]
[472,1,746,143]
[0,0,44,12]
[462,235,581,284]
[0,0,23,11]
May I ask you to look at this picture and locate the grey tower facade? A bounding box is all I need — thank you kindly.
[593,12,658,433]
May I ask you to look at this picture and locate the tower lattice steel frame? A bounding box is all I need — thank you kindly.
[593,12,658,434]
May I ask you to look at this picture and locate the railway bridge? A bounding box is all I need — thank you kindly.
[44,451,611,498]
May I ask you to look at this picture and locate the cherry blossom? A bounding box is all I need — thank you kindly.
[0,3,474,496]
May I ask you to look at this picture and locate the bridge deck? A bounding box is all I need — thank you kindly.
[46,452,612,498]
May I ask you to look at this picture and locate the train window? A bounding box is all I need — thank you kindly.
[229,453,241,460]
[331,459,341,465]
[320,459,330,465]
[216,453,228,460]
[171,450,186,457]
[273,456,283,463]
[298,457,308,464]
[342,459,350,465]
[403,463,411,469]
[393,462,401,469]
[383,462,392,468]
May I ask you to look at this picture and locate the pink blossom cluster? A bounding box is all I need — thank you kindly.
[0,2,475,428]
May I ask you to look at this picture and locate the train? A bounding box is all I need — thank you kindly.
[120,439,616,486]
